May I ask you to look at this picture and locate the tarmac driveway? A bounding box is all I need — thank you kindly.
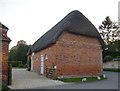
[36,71,119,89]
[8,68,68,89]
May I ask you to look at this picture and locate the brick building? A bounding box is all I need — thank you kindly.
[0,22,11,84]
[28,10,105,78]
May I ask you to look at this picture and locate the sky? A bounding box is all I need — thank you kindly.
[0,0,119,49]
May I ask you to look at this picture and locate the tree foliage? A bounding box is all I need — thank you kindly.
[106,40,120,52]
[99,17,120,62]
[103,40,120,62]
[17,40,27,46]
[8,46,17,62]
[15,44,29,64]
[8,40,30,66]
[99,16,119,45]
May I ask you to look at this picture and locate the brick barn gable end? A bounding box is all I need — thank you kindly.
[55,32,103,77]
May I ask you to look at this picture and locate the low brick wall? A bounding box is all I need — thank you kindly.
[103,61,119,69]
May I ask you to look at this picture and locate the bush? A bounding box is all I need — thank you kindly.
[9,61,21,67]
[18,63,26,68]
[103,68,120,72]
[9,61,27,68]
[17,62,27,68]
[0,84,10,91]
[115,56,120,58]
[104,55,113,62]
[103,50,120,58]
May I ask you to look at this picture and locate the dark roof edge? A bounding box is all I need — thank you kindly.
[0,22,9,30]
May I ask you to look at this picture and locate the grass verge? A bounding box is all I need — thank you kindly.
[103,68,120,72]
[56,76,107,83]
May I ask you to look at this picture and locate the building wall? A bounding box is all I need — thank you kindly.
[32,32,103,77]
[55,32,103,77]
[0,25,2,85]
[2,41,9,84]
[31,44,57,75]
[0,23,10,84]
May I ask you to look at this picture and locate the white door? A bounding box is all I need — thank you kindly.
[31,52,34,71]
[40,55,44,75]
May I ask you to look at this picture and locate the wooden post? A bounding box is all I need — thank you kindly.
[8,64,12,85]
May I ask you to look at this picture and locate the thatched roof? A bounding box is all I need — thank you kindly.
[28,10,105,55]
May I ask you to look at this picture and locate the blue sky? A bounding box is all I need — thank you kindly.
[0,0,119,48]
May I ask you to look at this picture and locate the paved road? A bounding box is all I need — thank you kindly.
[9,68,119,90]
[8,68,68,89]
[35,71,119,89]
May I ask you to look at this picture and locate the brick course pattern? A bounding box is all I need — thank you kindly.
[2,41,9,84]
[31,32,103,77]
[0,23,11,84]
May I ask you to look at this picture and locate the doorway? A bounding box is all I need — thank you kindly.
[40,55,44,75]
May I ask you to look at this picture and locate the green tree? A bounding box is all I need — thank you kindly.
[8,46,17,62]
[17,40,27,46]
[15,44,29,65]
[99,16,119,45]
[8,40,30,67]
[107,40,120,52]
[103,40,120,61]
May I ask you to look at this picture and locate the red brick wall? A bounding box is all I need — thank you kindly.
[31,45,57,74]
[0,30,2,85]
[2,40,9,84]
[0,24,10,84]
[55,32,103,77]
[32,32,103,77]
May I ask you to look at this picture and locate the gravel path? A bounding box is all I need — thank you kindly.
[8,68,68,89]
